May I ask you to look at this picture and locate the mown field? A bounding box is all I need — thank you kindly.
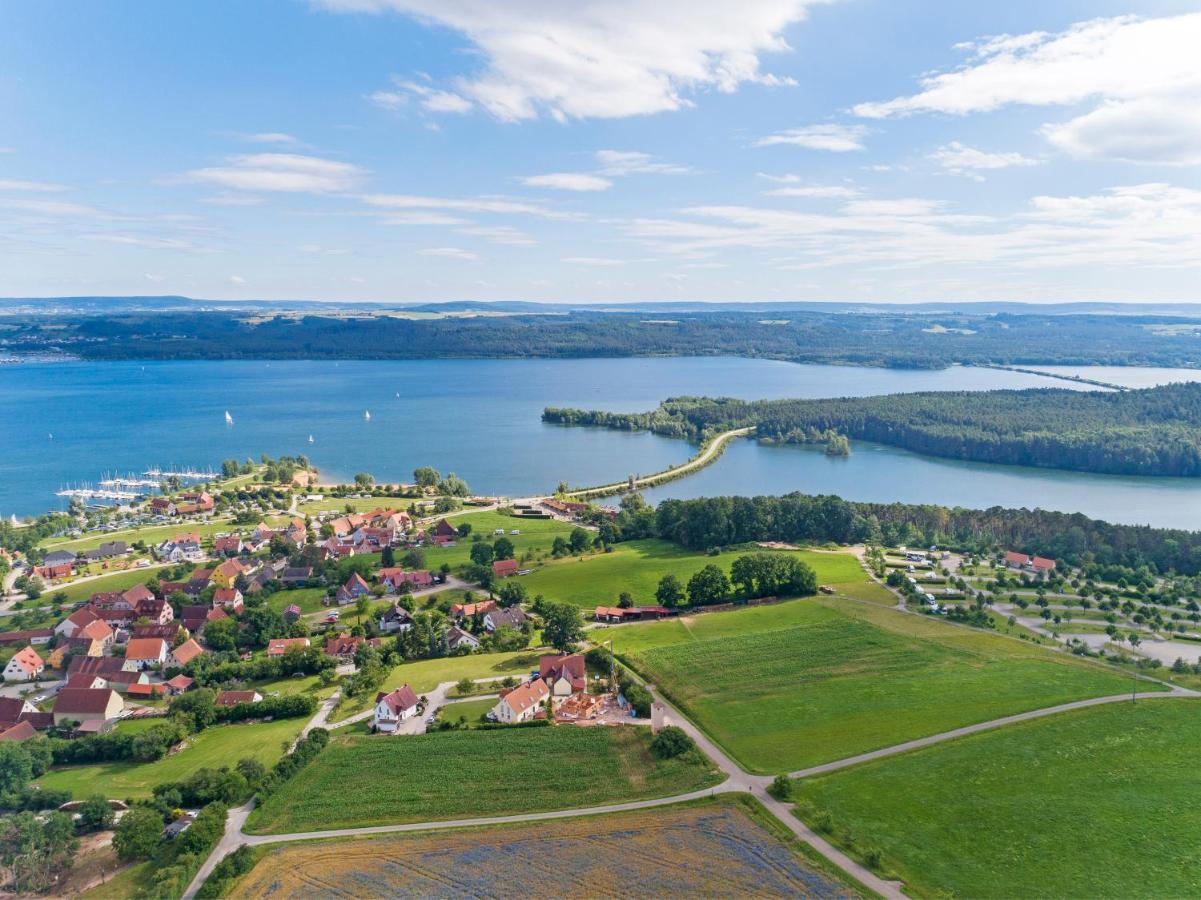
[52,567,170,603]
[234,797,858,899]
[37,717,304,800]
[621,597,1149,773]
[419,510,578,570]
[793,698,1201,898]
[40,520,234,553]
[521,538,869,609]
[246,725,722,834]
[434,696,497,726]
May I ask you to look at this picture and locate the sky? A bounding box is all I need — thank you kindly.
[2,0,1200,304]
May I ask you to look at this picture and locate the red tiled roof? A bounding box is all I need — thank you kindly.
[8,646,44,675]
[500,678,549,717]
[172,638,205,665]
[53,688,119,715]
[215,690,260,707]
[124,637,167,661]
[492,558,519,577]
[377,684,419,715]
[539,653,585,681]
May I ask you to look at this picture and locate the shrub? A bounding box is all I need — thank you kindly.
[767,774,793,801]
[197,845,259,899]
[650,726,695,759]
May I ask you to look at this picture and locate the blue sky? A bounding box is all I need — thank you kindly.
[2,0,1199,303]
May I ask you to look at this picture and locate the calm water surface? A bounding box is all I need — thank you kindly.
[1,357,1194,528]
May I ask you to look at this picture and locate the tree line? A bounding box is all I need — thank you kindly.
[547,382,1201,477]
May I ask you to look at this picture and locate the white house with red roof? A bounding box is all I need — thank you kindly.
[491,678,550,724]
[372,684,420,733]
[55,605,102,638]
[3,646,45,682]
[1004,551,1057,579]
[539,653,586,697]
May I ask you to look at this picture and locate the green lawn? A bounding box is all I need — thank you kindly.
[54,568,168,604]
[296,496,419,514]
[265,586,328,615]
[417,510,577,570]
[41,520,234,553]
[793,698,1201,898]
[37,717,305,800]
[521,538,867,609]
[246,725,722,834]
[333,650,540,719]
[622,597,1151,773]
[435,696,498,725]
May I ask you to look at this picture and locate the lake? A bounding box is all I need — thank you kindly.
[0,357,1194,528]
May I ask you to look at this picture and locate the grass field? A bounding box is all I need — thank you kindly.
[37,717,304,800]
[265,586,328,615]
[434,696,497,725]
[40,520,234,553]
[246,725,723,834]
[418,510,577,570]
[620,597,1151,773]
[234,797,858,898]
[53,567,169,603]
[793,698,1201,898]
[332,650,540,718]
[521,538,868,609]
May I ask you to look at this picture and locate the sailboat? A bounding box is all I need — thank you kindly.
[395,392,399,398]
[224,410,234,426]
[308,434,314,444]
[47,432,53,441]
[364,410,371,421]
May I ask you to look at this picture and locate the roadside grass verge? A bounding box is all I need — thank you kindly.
[245,725,723,834]
[791,697,1201,899]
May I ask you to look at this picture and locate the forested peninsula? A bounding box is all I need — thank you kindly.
[543,382,1201,478]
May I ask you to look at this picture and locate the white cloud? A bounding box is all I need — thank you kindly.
[230,275,247,284]
[185,153,366,193]
[457,225,536,245]
[0,179,67,192]
[200,193,266,206]
[245,132,300,144]
[84,234,199,250]
[595,150,690,176]
[419,246,479,260]
[377,211,472,225]
[318,0,818,121]
[563,256,626,266]
[765,184,861,198]
[929,141,1040,178]
[520,173,612,192]
[754,124,867,152]
[0,197,111,218]
[372,78,474,113]
[362,192,569,218]
[855,13,1201,165]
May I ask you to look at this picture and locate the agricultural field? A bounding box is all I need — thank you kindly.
[620,597,1150,773]
[246,725,722,834]
[233,798,859,898]
[792,698,1201,898]
[521,538,868,609]
[333,650,540,718]
[37,717,305,800]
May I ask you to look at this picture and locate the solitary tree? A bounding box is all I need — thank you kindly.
[542,602,585,653]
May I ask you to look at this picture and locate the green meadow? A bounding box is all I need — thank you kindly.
[793,698,1201,898]
[621,597,1150,773]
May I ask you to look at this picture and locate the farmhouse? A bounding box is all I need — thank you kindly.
[491,678,550,724]
[69,619,115,656]
[372,684,420,733]
[169,638,205,668]
[165,675,194,695]
[213,587,244,611]
[123,637,168,671]
[212,558,250,589]
[55,605,102,638]
[3,646,45,682]
[0,721,38,742]
[450,599,496,619]
[323,634,381,660]
[281,566,313,586]
[445,626,481,652]
[379,567,434,592]
[539,653,586,696]
[213,536,244,556]
[52,688,123,726]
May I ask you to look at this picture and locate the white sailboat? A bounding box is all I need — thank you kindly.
[224,410,234,425]
[364,410,371,421]
[308,434,314,444]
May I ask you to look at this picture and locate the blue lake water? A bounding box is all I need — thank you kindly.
[0,356,1195,528]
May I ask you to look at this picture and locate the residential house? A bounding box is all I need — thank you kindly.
[282,604,303,623]
[213,587,244,612]
[84,540,128,562]
[449,599,496,619]
[372,684,420,733]
[1003,551,1057,578]
[215,690,262,707]
[323,634,381,660]
[169,638,205,668]
[35,562,75,581]
[3,646,45,682]
[68,619,115,656]
[491,558,519,579]
[137,598,174,626]
[149,497,176,517]
[379,568,433,593]
[126,682,168,701]
[180,605,211,634]
[42,550,77,568]
[483,607,527,633]
[266,637,311,657]
[0,721,38,742]
[132,623,184,642]
[52,688,123,726]
[178,491,214,512]
[444,626,481,652]
[55,606,102,639]
[491,678,549,724]
[123,637,168,671]
[539,653,586,696]
[212,558,249,589]
[67,655,125,680]
[213,536,244,556]
[157,535,204,563]
[378,605,414,634]
[285,518,308,546]
[335,572,372,606]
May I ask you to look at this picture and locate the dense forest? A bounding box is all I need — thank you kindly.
[544,383,1201,477]
[5,308,1201,369]
[647,493,1201,576]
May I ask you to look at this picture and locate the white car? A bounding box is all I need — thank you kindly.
[494,528,505,535]
[509,529,520,535]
